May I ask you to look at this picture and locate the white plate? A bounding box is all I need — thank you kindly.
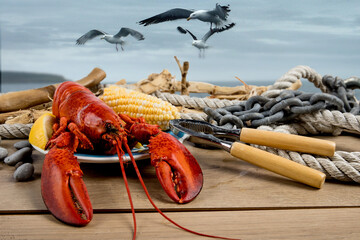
[32,130,187,164]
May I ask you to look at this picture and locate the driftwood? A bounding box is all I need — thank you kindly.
[0,67,106,113]
[3,109,52,124]
[123,69,275,100]
[174,56,190,95]
[134,69,176,94]
[0,85,56,113]
[0,102,53,124]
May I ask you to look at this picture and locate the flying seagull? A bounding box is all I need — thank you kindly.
[76,28,145,51]
[138,3,231,29]
[177,23,235,57]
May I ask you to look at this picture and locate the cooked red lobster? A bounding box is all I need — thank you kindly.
[41,81,238,240]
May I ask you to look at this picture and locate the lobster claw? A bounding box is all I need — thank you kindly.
[41,133,93,226]
[148,131,203,204]
[118,115,203,204]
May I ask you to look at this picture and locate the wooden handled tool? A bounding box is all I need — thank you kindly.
[239,128,336,156]
[170,119,330,188]
[170,119,335,157]
[230,142,326,188]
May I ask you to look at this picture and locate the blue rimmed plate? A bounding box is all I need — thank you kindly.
[32,130,187,163]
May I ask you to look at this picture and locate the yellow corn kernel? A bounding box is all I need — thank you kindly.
[99,85,180,130]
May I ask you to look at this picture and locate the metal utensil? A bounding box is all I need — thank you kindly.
[170,119,335,156]
[170,119,327,188]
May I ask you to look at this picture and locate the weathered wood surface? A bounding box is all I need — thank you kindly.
[0,134,359,239]
[1,208,359,240]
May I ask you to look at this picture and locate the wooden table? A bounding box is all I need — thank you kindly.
[1,135,360,240]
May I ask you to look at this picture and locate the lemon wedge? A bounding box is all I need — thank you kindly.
[134,142,143,149]
[29,112,57,150]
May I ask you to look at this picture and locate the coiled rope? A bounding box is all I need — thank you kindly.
[255,124,360,182]
[0,123,33,139]
[155,92,242,110]
[262,65,327,98]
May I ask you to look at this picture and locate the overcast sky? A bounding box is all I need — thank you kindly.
[1,0,360,85]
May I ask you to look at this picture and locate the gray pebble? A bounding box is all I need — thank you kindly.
[4,147,32,166]
[13,163,34,181]
[0,147,8,161]
[14,140,32,150]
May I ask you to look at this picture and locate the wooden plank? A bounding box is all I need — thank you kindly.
[1,138,360,212]
[0,208,359,240]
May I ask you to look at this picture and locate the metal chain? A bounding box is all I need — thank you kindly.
[205,75,360,129]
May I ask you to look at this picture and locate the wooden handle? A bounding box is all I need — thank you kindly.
[240,128,335,156]
[230,142,326,188]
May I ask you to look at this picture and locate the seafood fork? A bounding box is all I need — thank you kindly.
[170,119,336,188]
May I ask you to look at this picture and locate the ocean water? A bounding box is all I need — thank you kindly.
[1,79,359,99]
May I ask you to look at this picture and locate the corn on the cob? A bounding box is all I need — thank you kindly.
[99,85,180,130]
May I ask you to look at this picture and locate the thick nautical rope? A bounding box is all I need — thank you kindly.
[255,124,360,182]
[262,65,327,97]
[296,110,360,135]
[0,123,33,139]
[154,91,242,110]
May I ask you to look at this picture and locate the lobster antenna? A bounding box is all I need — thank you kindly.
[123,143,240,240]
[116,140,137,240]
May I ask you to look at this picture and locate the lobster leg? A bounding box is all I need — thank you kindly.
[48,117,68,141]
[41,132,93,226]
[47,117,93,150]
[68,122,93,150]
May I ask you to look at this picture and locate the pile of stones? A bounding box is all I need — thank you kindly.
[0,138,35,181]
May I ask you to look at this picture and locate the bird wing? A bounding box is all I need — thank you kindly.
[215,23,236,33]
[201,29,216,42]
[76,29,107,45]
[114,28,145,40]
[202,23,235,42]
[177,26,197,40]
[208,3,231,20]
[177,26,188,34]
[138,8,194,26]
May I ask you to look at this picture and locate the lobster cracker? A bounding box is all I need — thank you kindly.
[170,119,336,188]
[41,81,240,240]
